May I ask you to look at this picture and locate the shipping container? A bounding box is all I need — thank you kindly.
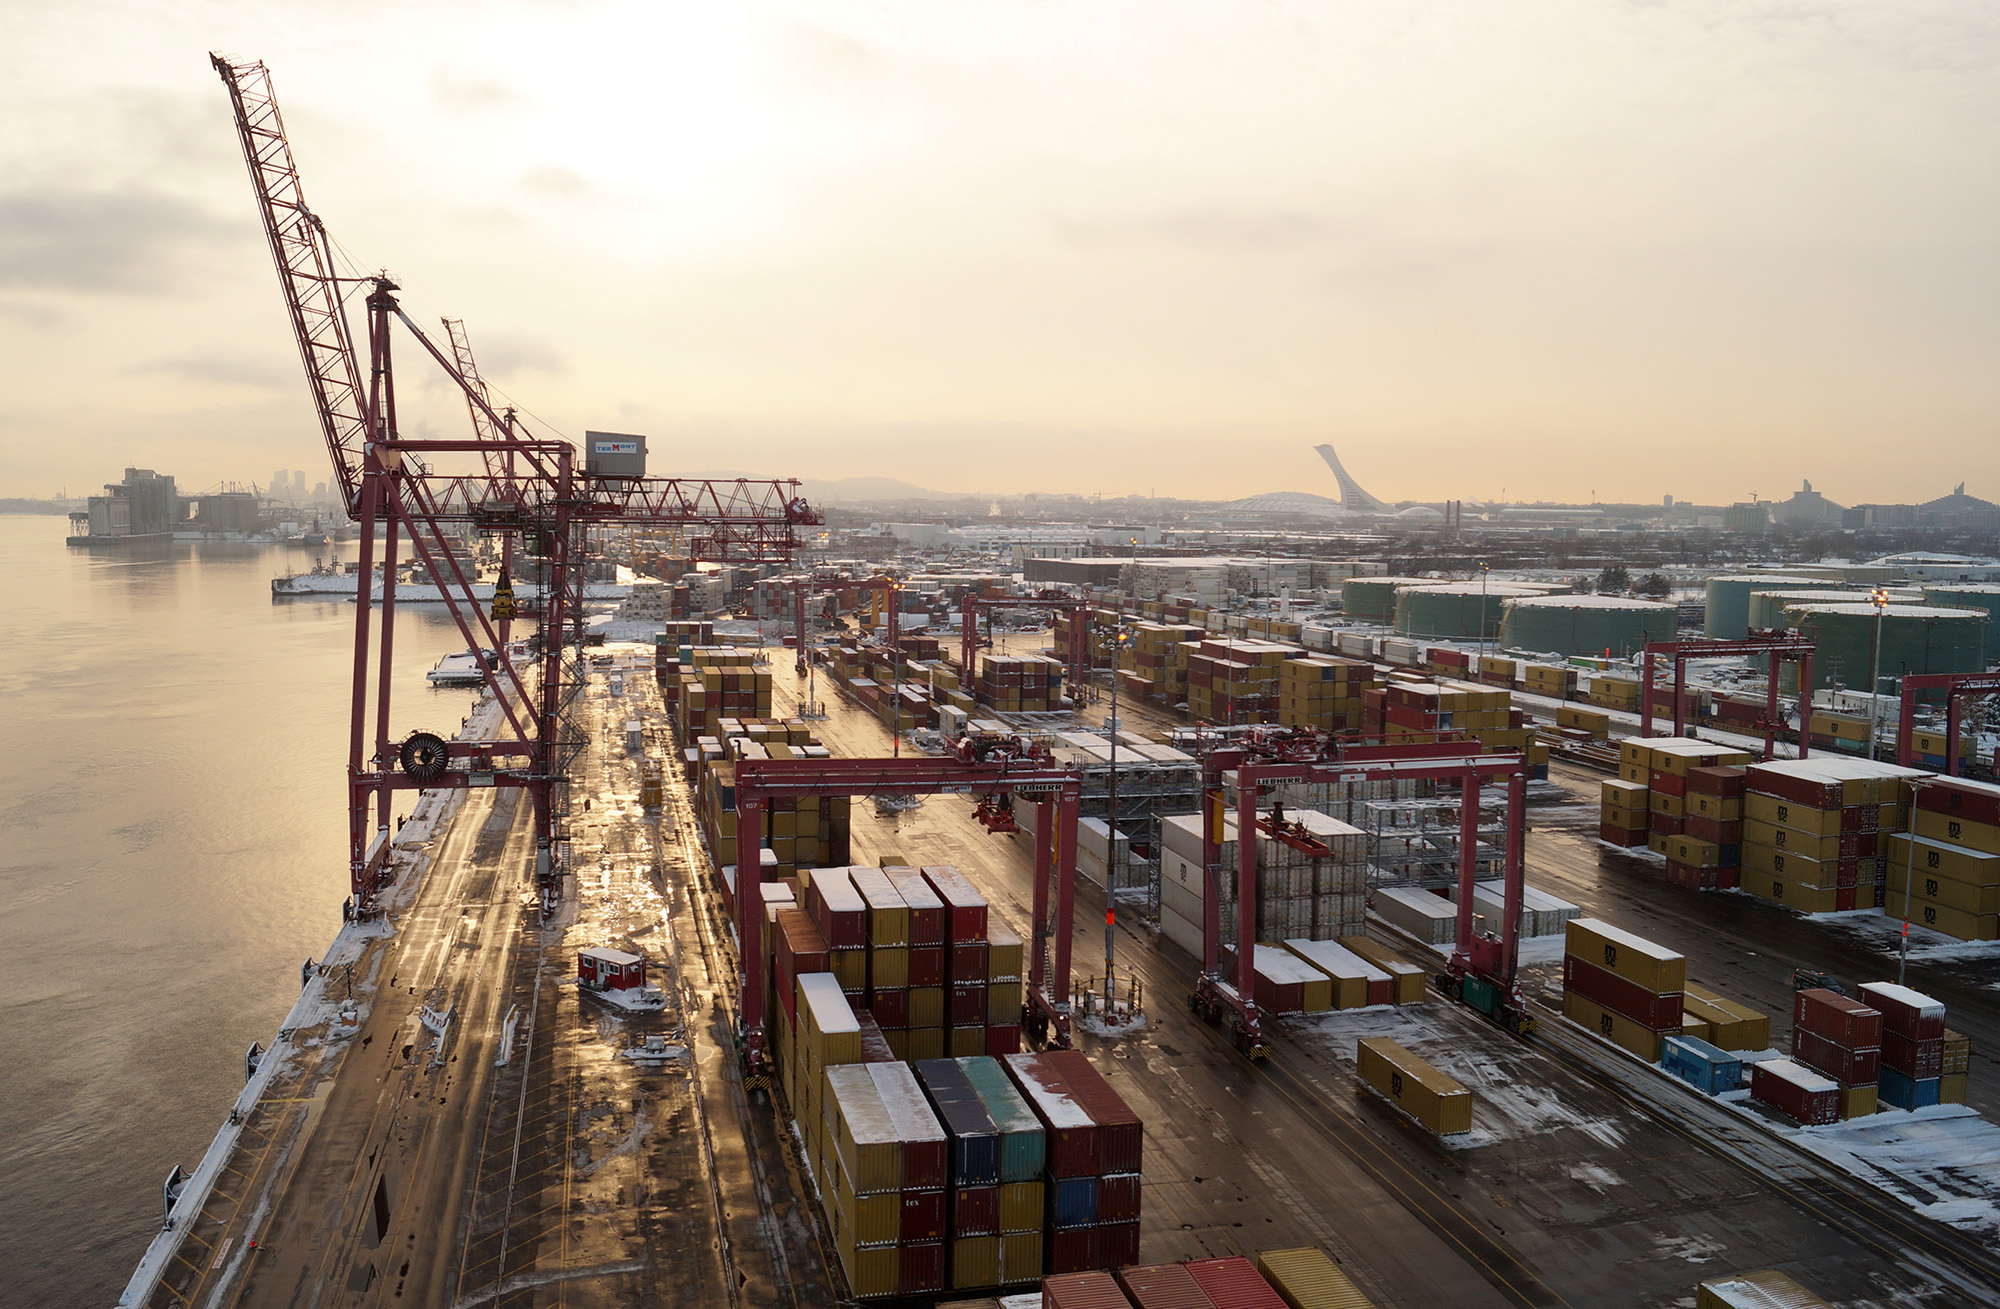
[947,1235,1000,1292]
[1879,1066,1943,1111]
[1790,1027,1880,1085]
[1283,938,1388,1010]
[1838,1083,1877,1120]
[1563,956,1684,1031]
[1043,1271,1133,1309]
[923,864,991,942]
[1255,1246,1378,1309]
[1097,1221,1142,1270]
[1880,1029,1945,1079]
[913,1059,1003,1186]
[998,1179,1043,1234]
[866,1063,949,1190]
[886,867,946,945]
[898,1240,945,1296]
[1565,917,1687,994]
[1749,1057,1840,1126]
[1856,981,1947,1040]
[1117,1263,1220,1309]
[1793,989,1883,1050]
[1562,991,1666,1062]
[1355,1037,1472,1135]
[1185,1257,1289,1309]
[1337,936,1429,1003]
[959,1057,1046,1182]
[1661,1035,1741,1096]
[1001,1054,1100,1177]
[1696,1268,1835,1308]
[1098,1170,1142,1223]
[1044,1049,1146,1175]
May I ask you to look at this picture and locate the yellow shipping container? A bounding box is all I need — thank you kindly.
[1696,1270,1834,1309]
[1744,792,1846,836]
[1563,991,1665,1062]
[1942,1072,1970,1104]
[998,1180,1043,1233]
[1686,792,1742,821]
[1885,857,2000,916]
[1565,918,1686,994]
[1356,1037,1472,1136]
[1739,842,1842,891]
[950,1236,1000,1291]
[1683,985,1770,1051]
[1255,1246,1378,1309]
[1901,896,2000,942]
[1839,1084,1878,1120]
[999,1231,1044,1287]
[1884,833,2000,887]
[1650,791,1686,818]
[1602,779,1649,808]
[1741,869,1841,914]
[1743,819,1851,863]
[1913,807,2000,854]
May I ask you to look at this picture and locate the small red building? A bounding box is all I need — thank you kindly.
[578,947,645,991]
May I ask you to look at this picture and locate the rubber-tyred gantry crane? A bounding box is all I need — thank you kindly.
[1192,737,1534,1059]
[214,54,821,912]
[1897,672,2000,775]
[1641,631,1817,759]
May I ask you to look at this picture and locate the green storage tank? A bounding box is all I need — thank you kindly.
[1704,574,1843,639]
[1782,602,1988,693]
[1500,596,1678,657]
[1746,589,1875,634]
[1922,584,2000,649]
[1340,576,1436,624]
[1394,583,1542,641]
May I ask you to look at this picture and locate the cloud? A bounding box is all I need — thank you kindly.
[0,188,239,294]
[430,69,528,112]
[469,329,568,379]
[137,348,289,390]
[1054,207,1338,254]
[0,299,65,329]
[521,164,591,199]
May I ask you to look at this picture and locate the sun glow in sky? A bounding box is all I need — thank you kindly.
[3,1,1997,504]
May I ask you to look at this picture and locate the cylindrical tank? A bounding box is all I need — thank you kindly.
[1499,596,1677,656]
[1782,602,1988,692]
[1340,576,1437,624]
[1394,583,1541,640]
[1746,589,1875,633]
[1705,574,1843,639]
[1922,584,2000,649]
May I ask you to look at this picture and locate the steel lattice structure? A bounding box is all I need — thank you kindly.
[214,54,822,921]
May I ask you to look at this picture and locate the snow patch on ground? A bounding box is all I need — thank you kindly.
[1075,1011,1148,1038]
[1816,910,2000,962]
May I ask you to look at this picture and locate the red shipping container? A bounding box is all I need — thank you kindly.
[897,1241,945,1296]
[950,1183,998,1237]
[1600,823,1649,848]
[1881,1030,1946,1079]
[1044,1049,1145,1175]
[985,1023,1021,1057]
[811,867,868,948]
[1751,1057,1839,1126]
[1687,765,1747,797]
[1650,770,1688,798]
[1186,1256,1288,1309]
[950,982,988,1026]
[899,1187,946,1242]
[1003,1054,1101,1177]
[1747,767,1846,810]
[1716,867,1741,890]
[1665,860,1718,891]
[921,865,989,942]
[1919,778,2000,827]
[1096,1220,1142,1270]
[885,868,945,945]
[1858,982,1949,1040]
[1651,813,1686,836]
[870,987,909,1031]
[908,945,945,988]
[1795,989,1884,1049]
[951,941,990,982]
[1098,1170,1142,1223]
[1118,1263,1219,1309]
[1047,1228,1100,1277]
[1563,956,1684,1031]
[1791,1027,1880,1085]
[1684,815,1741,845]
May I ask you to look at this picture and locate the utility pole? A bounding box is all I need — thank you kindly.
[1104,621,1128,1019]
[1867,587,1889,761]
[1899,778,1927,985]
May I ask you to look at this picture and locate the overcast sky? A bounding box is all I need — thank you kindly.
[3,1,1995,505]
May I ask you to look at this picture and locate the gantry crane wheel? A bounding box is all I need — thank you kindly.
[399,732,451,783]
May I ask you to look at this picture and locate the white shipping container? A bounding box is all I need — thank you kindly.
[1375,886,1459,945]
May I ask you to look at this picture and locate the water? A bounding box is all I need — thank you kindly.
[0,517,487,1307]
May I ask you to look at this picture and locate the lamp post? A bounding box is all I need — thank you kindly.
[1104,623,1130,1019]
[1478,561,1491,664]
[1899,777,1928,986]
[1866,587,1889,762]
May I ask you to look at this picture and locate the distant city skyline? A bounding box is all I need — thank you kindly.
[4,3,1995,504]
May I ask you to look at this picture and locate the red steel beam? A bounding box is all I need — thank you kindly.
[1897,672,2000,773]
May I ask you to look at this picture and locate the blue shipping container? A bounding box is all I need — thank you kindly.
[1880,1066,1942,1111]
[1050,1174,1098,1229]
[912,1058,1002,1186]
[1662,1035,1741,1096]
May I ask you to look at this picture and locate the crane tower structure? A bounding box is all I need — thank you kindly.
[213,54,822,917]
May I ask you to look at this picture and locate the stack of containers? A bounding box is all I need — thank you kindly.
[959,1055,1047,1287]
[1226,944,1334,1015]
[975,654,1063,712]
[1003,1050,1145,1274]
[889,869,948,1061]
[1562,918,1685,1062]
[1641,743,1753,886]
[922,865,1023,1058]
[785,974,862,1179]
[1789,988,1881,1120]
[1184,638,1297,725]
[1284,938,1393,1010]
[1887,776,2000,942]
[1680,984,1771,1051]
[1116,1264,1223,1308]
[1748,1056,1840,1127]
[1524,662,1578,700]
[1338,936,1431,1003]
[1677,765,1746,889]
[1741,759,1919,913]
[1858,981,1955,1110]
[912,1058,1004,1291]
[807,867,870,1004]
[820,1062,949,1298]
[1276,656,1374,733]
[1118,621,1206,709]
[1661,1035,1742,1095]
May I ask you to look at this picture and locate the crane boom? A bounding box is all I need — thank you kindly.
[211,54,370,518]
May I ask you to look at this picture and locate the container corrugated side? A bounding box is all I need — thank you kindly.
[958,1056,1048,1181]
[1695,1267,1835,1308]
[1255,1246,1377,1309]
[1044,1049,1144,1174]
[1355,1038,1472,1136]
[1118,1263,1220,1309]
[1185,1256,1288,1309]
[1043,1270,1134,1309]
[1565,917,1687,994]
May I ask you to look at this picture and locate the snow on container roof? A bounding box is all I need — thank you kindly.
[1249,944,1326,986]
[1002,1053,1094,1130]
[1697,1269,1835,1309]
[814,866,867,913]
[1749,757,1928,782]
[957,1056,1042,1136]
[1284,938,1389,983]
[1856,981,1946,1017]
[1567,917,1683,965]
[798,973,860,1035]
[1756,1056,1839,1094]
[580,947,641,966]
[1641,738,1744,761]
[865,1063,947,1144]
[1377,886,1457,920]
[825,1063,898,1144]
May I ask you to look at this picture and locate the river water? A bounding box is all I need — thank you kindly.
[0,516,485,1307]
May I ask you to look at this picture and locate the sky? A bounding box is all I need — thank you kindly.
[1,0,1996,506]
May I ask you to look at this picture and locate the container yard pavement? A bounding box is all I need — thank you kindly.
[777,660,2000,1306]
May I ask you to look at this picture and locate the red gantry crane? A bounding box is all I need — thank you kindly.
[1640,631,1818,759]
[214,54,821,916]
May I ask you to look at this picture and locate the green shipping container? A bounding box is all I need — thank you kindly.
[957,1056,1046,1182]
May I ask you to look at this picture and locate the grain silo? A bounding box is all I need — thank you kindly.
[1500,595,1678,657]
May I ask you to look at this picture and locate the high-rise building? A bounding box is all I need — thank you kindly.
[271,469,288,499]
